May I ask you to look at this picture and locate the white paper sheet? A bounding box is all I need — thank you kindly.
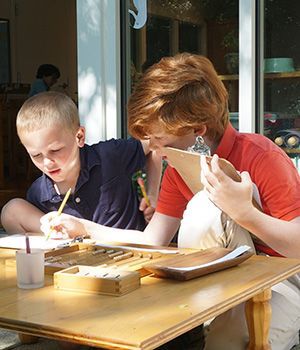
[0,234,72,250]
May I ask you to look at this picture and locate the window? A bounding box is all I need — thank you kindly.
[263,0,300,169]
[121,0,239,137]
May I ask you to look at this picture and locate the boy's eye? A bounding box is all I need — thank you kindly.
[31,154,41,159]
[51,149,62,153]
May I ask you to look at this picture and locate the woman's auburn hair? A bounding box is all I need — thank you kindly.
[128,53,229,140]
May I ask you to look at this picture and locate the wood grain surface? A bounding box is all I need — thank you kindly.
[144,247,253,280]
[162,147,240,194]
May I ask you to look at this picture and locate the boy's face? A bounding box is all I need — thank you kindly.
[20,125,85,183]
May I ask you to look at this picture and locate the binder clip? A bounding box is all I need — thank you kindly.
[187,136,211,156]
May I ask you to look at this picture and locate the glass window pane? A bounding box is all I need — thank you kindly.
[264,0,300,170]
[124,0,239,132]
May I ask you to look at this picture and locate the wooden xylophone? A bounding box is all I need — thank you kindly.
[45,242,180,276]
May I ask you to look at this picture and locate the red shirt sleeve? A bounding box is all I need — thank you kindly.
[251,150,300,221]
[156,166,193,218]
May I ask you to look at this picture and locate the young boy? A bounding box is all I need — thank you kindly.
[1,91,161,235]
[42,54,300,350]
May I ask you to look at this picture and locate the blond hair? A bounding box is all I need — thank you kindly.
[17,91,80,137]
[128,53,229,141]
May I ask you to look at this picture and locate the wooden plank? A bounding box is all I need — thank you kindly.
[219,71,300,81]
[144,247,253,280]
[162,147,262,212]
[162,147,240,194]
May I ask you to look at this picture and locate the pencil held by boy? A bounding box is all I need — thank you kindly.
[0,91,161,237]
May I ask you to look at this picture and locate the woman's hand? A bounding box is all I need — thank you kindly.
[200,154,254,222]
[40,212,88,239]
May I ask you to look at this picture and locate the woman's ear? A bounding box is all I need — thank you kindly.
[194,125,207,136]
[76,126,86,147]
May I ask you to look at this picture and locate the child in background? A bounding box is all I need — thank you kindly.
[1,91,161,236]
[28,64,61,97]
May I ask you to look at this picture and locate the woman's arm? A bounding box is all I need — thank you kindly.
[200,154,300,258]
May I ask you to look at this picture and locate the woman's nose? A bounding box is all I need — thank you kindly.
[149,139,160,150]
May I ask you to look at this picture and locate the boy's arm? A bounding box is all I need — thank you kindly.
[200,154,300,258]
[40,211,180,246]
[1,198,44,234]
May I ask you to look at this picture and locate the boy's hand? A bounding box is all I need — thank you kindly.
[139,198,155,223]
[40,212,87,239]
[200,154,254,222]
[40,211,65,239]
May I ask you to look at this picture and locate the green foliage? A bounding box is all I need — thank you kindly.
[132,170,146,200]
[132,160,168,201]
[222,29,238,52]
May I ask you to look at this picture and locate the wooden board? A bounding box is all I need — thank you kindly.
[162,147,262,212]
[162,147,240,194]
[144,247,253,281]
[54,265,141,296]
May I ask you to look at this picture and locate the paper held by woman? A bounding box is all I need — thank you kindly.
[161,147,240,194]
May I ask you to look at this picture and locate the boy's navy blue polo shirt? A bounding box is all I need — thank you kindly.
[27,138,147,230]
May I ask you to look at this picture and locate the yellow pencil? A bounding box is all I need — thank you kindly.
[57,188,72,215]
[137,177,151,207]
[46,188,72,240]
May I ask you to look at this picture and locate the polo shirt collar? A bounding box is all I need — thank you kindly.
[39,174,61,203]
[214,122,237,158]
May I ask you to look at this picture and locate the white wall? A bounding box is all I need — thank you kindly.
[76,0,121,144]
[0,0,77,100]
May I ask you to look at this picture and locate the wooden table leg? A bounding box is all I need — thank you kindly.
[245,288,272,350]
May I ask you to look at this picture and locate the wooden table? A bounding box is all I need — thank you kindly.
[0,248,299,350]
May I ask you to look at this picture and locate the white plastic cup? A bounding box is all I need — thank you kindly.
[15,249,45,289]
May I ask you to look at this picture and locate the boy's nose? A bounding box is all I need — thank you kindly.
[43,157,54,168]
